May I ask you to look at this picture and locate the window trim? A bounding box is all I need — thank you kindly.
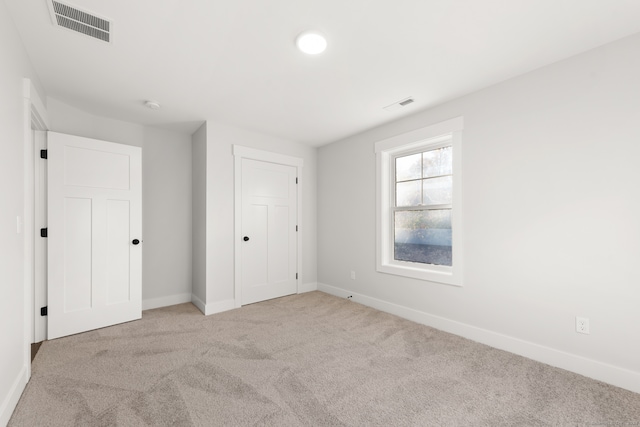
[375,117,463,286]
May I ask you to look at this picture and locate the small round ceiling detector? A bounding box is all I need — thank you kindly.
[144,100,161,110]
[296,31,327,55]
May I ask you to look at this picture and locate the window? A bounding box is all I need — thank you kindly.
[375,117,463,285]
[394,145,453,266]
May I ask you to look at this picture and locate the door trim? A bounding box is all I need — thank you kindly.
[33,130,47,344]
[232,146,303,308]
[23,78,49,384]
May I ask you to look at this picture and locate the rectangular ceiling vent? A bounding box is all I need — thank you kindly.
[47,0,111,43]
[384,97,416,112]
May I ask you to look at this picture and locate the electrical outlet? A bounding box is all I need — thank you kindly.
[576,317,590,334]
[350,271,356,280]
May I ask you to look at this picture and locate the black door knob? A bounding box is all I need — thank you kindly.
[243,236,250,242]
[132,239,140,245]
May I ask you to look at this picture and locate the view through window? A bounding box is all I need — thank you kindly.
[393,146,452,266]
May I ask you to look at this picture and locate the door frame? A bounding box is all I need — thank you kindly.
[232,145,303,308]
[23,78,49,379]
[33,130,47,343]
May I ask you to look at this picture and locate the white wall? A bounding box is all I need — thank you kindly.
[0,3,44,425]
[199,120,318,312]
[318,33,640,393]
[47,99,193,310]
[142,127,192,308]
[47,98,144,148]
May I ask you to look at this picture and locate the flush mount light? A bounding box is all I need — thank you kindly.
[296,31,327,55]
[144,100,161,110]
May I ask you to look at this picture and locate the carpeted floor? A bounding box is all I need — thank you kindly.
[9,291,640,426]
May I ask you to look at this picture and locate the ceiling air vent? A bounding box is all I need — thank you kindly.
[384,97,416,112]
[47,0,111,43]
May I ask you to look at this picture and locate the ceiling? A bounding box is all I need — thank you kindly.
[6,0,640,146]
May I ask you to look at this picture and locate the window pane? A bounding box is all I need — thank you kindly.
[423,176,452,206]
[394,209,452,266]
[396,180,421,207]
[396,153,421,182]
[423,146,452,178]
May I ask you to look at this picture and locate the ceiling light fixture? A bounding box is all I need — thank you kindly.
[296,31,327,55]
[144,100,161,110]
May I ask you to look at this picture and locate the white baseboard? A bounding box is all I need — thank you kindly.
[205,299,236,315]
[298,282,317,293]
[191,294,206,315]
[317,282,640,395]
[142,293,192,311]
[191,294,236,316]
[0,364,28,427]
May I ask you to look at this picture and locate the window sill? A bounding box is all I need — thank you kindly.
[377,262,462,287]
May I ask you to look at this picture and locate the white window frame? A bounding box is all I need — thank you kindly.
[375,117,463,286]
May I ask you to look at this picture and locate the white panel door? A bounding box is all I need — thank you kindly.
[241,159,297,305]
[47,132,142,339]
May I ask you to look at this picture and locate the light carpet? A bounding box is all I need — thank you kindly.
[9,291,640,426]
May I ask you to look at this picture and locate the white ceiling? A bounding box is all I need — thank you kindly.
[6,0,640,146]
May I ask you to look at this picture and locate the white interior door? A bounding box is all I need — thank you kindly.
[47,132,142,339]
[241,159,297,305]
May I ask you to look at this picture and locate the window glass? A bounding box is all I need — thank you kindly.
[396,153,421,182]
[394,210,452,266]
[422,176,452,205]
[396,180,421,207]
[423,146,452,177]
[393,145,453,267]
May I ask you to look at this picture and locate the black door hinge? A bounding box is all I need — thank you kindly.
[40,228,48,238]
[296,225,298,232]
[296,273,298,280]
[40,306,48,316]
[296,177,298,184]
[40,149,47,159]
